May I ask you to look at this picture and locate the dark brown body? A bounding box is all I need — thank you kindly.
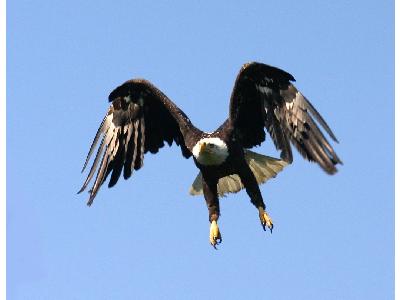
[188,123,267,223]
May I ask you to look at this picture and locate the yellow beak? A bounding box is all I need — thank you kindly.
[200,142,207,153]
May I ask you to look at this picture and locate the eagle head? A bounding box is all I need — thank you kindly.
[193,137,229,166]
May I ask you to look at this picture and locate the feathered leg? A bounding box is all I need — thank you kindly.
[238,162,274,233]
[202,177,222,248]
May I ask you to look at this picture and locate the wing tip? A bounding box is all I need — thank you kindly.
[324,156,344,174]
[326,166,337,175]
[241,61,296,82]
[329,133,339,144]
[86,191,95,206]
[77,183,88,194]
[280,151,293,164]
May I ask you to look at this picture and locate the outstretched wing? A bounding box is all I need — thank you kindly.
[79,79,195,205]
[228,62,342,174]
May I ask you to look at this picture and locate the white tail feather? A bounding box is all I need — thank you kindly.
[189,150,288,197]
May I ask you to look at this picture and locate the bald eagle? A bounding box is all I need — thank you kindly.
[79,62,341,248]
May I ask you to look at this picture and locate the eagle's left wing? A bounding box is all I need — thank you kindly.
[79,79,197,205]
[228,62,342,174]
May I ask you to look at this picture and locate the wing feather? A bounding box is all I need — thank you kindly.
[87,148,110,206]
[137,115,146,170]
[78,137,106,194]
[79,79,197,205]
[123,119,138,179]
[81,115,107,173]
[108,127,127,188]
[227,62,341,174]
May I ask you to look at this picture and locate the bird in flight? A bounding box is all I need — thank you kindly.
[79,62,341,248]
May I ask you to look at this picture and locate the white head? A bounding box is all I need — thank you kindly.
[192,137,229,166]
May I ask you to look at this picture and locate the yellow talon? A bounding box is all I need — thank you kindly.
[259,209,274,233]
[209,220,222,248]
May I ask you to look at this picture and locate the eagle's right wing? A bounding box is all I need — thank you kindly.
[79,79,197,205]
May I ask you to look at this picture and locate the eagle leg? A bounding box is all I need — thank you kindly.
[202,177,222,248]
[237,159,274,234]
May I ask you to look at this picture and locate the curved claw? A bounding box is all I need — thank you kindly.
[210,220,222,249]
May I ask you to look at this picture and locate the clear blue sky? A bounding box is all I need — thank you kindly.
[7,1,394,299]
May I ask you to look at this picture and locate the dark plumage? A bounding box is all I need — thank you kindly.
[230,62,341,172]
[79,62,342,247]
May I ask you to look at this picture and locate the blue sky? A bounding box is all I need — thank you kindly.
[7,1,394,299]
